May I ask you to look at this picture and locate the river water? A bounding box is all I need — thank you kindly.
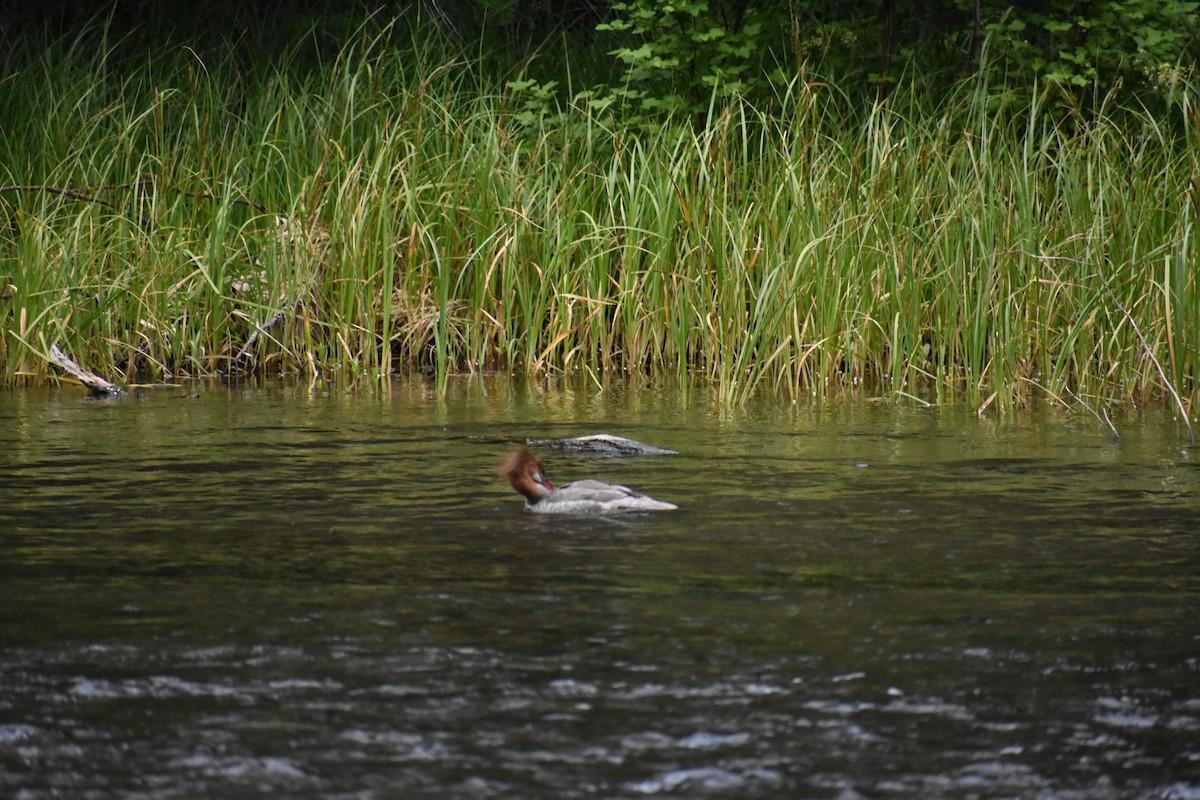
[1,376,1198,798]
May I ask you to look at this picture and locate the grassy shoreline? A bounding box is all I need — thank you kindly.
[2,22,1196,413]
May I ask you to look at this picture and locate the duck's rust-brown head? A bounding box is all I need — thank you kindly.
[495,448,554,501]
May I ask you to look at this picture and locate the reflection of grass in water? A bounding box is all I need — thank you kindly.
[2,20,1196,412]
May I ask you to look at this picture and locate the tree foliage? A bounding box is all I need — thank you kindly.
[978,0,1197,93]
[494,0,1197,121]
[595,0,774,117]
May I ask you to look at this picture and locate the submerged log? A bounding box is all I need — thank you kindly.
[48,344,125,397]
[526,434,678,456]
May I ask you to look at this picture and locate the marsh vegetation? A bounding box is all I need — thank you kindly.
[2,8,1196,413]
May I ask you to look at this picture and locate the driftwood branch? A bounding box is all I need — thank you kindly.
[0,182,267,212]
[0,182,267,229]
[0,184,125,212]
[526,434,679,455]
[1064,386,1120,441]
[1112,298,1195,445]
[48,344,125,396]
[229,308,290,374]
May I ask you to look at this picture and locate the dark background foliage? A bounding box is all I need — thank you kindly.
[5,0,1195,116]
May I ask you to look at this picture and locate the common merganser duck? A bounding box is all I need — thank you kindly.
[496,448,678,514]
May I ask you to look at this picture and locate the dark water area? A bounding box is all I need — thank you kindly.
[1,377,1198,799]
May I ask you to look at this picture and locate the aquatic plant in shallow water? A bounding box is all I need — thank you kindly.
[1,20,1196,417]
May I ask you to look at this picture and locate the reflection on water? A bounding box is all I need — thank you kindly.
[1,376,1198,798]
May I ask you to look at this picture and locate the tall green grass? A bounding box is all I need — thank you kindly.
[2,20,1196,415]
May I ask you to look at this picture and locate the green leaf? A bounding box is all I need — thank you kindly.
[694,26,726,42]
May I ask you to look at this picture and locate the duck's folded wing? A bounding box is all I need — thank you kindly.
[561,479,635,499]
[566,480,678,511]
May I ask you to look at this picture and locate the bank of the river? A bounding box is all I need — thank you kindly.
[2,19,1196,411]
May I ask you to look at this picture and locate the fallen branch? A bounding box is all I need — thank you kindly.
[0,183,125,212]
[1064,386,1120,442]
[0,181,267,229]
[1112,298,1195,445]
[48,344,125,396]
[228,307,291,374]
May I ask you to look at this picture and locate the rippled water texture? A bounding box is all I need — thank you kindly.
[1,377,1198,799]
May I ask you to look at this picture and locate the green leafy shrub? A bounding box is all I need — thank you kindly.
[979,0,1197,100]
[596,0,775,120]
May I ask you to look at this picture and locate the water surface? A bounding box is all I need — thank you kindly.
[1,377,1198,798]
